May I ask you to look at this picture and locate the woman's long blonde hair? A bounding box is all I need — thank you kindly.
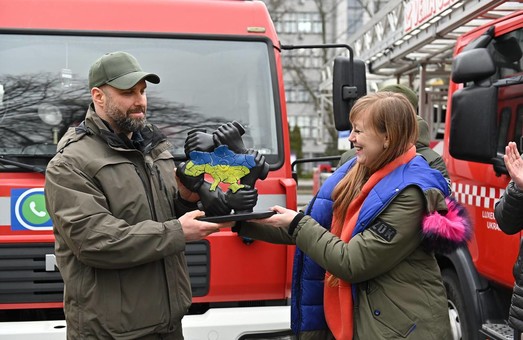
[330,91,418,236]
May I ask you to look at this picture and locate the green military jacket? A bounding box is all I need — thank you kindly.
[45,105,192,339]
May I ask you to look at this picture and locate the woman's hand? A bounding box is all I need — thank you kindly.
[249,205,298,228]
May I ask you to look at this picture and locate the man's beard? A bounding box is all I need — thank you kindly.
[106,102,147,134]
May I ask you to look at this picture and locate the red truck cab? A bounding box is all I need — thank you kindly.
[442,9,523,340]
[0,0,297,338]
[0,0,367,338]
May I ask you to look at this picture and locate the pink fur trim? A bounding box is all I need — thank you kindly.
[422,197,472,253]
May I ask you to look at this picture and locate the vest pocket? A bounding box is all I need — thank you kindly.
[366,284,416,337]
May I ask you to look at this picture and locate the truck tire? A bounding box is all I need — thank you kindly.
[442,268,472,340]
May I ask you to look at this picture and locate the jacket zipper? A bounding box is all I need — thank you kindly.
[155,164,175,217]
[145,159,177,331]
[133,163,157,220]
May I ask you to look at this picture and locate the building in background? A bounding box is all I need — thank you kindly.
[265,0,387,171]
[265,0,351,171]
[267,0,514,168]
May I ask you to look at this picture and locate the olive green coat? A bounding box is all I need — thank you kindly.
[45,105,192,339]
[239,186,452,339]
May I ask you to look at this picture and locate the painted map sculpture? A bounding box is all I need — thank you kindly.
[177,121,273,222]
[185,145,256,193]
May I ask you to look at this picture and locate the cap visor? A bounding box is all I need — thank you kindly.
[107,72,160,90]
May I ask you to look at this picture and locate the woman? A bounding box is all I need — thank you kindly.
[237,92,471,339]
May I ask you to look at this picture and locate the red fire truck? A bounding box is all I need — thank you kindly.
[441,9,523,340]
[0,0,365,338]
[313,8,522,340]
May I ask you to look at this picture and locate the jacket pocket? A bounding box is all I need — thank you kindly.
[99,263,170,334]
[366,284,416,338]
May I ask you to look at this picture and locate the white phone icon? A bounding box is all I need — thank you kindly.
[30,201,47,218]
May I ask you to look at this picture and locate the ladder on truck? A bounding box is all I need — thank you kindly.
[318,0,522,138]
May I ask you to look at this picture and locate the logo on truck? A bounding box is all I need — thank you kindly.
[11,188,53,230]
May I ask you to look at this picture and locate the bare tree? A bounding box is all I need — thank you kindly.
[0,73,227,158]
[265,0,344,156]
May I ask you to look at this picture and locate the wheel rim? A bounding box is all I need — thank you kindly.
[448,299,463,340]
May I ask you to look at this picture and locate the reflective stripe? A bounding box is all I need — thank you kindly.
[430,141,444,156]
[0,194,287,227]
[452,182,504,210]
[0,197,10,225]
[256,194,287,210]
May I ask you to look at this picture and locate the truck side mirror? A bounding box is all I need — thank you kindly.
[461,26,494,52]
[449,48,498,163]
[451,48,496,84]
[333,57,366,131]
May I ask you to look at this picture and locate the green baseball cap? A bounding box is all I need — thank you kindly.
[88,51,160,90]
[380,84,418,110]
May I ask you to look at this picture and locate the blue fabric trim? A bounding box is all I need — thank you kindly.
[291,159,355,332]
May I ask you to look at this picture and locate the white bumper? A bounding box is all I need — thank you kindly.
[0,306,291,340]
[183,306,291,339]
[0,320,67,340]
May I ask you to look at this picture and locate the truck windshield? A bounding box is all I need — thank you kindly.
[0,34,281,167]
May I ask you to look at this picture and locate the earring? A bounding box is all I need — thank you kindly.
[384,144,388,149]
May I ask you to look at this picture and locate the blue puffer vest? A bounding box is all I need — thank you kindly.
[290,155,450,333]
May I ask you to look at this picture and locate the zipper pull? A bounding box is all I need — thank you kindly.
[155,164,166,192]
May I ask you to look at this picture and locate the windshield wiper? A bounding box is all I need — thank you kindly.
[0,156,46,174]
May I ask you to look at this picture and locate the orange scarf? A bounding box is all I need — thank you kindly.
[324,146,416,339]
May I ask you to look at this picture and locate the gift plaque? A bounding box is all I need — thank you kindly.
[179,121,275,222]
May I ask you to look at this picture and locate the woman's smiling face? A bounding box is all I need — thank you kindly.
[348,111,388,168]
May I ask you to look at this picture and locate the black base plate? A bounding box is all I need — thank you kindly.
[198,210,276,222]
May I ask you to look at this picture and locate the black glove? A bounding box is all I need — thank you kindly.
[213,121,247,154]
[226,186,258,213]
[241,149,269,187]
[197,182,231,216]
[184,128,215,158]
[176,161,204,192]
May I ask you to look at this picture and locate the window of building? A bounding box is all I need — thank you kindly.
[285,86,311,103]
[274,12,322,34]
[288,115,321,139]
[282,49,323,69]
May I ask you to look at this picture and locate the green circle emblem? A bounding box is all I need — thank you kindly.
[21,193,49,225]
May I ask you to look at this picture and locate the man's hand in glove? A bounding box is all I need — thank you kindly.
[226,186,258,214]
[197,182,231,216]
[241,149,269,187]
[175,162,204,203]
[184,128,215,157]
[213,122,247,154]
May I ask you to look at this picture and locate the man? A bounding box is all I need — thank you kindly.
[45,51,232,339]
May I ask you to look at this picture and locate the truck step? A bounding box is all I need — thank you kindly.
[481,323,517,340]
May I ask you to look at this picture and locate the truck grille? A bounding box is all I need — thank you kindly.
[186,240,210,297]
[0,241,210,305]
[0,243,63,304]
